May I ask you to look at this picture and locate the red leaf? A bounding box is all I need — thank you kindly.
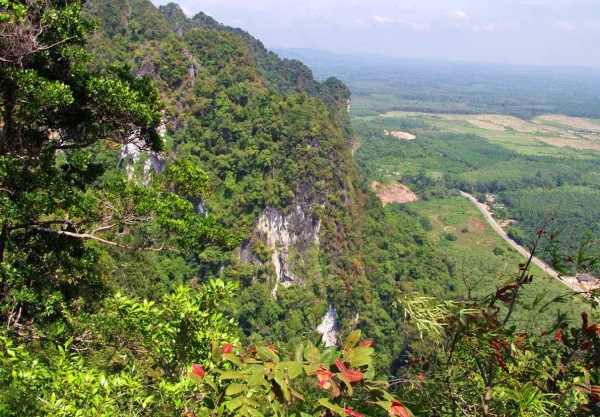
[267,345,279,355]
[221,343,233,354]
[191,364,205,377]
[580,341,593,351]
[313,370,335,381]
[343,369,364,383]
[359,340,373,347]
[587,324,600,336]
[582,312,589,330]
[388,400,410,417]
[493,351,508,372]
[318,379,332,390]
[418,372,425,381]
[335,359,347,373]
[555,330,562,341]
[345,407,364,417]
[497,285,517,295]
[331,379,341,398]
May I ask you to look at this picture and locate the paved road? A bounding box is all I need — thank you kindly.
[460,191,599,304]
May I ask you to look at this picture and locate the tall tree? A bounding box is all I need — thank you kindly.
[0,0,237,336]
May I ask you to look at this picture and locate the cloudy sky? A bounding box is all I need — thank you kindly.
[152,0,600,67]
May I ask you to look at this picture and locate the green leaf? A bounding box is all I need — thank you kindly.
[295,343,305,362]
[320,346,337,366]
[336,373,354,396]
[212,341,222,363]
[204,376,218,392]
[274,369,291,401]
[225,395,246,411]
[223,353,243,368]
[303,347,321,363]
[318,398,345,414]
[220,371,247,381]
[345,346,374,367]
[286,361,304,379]
[363,365,375,380]
[247,368,267,388]
[242,406,265,417]
[256,346,279,363]
[225,383,246,396]
[344,330,361,349]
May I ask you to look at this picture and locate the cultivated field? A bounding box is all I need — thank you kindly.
[382,111,600,157]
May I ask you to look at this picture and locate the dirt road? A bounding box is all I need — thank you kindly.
[460,191,599,304]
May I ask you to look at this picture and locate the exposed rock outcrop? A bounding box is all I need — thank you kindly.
[317,304,338,347]
[119,118,168,183]
[239,183,322,298]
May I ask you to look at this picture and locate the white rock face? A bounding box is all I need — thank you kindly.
[142,153,167,186]
[317,304,338,347]
[119,118,167,182]
[119,139,142,181]
[255,207,300,298]
[244,202,321,298]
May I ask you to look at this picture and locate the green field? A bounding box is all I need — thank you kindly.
[408,196,595,328]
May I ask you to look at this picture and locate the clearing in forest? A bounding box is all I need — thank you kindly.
[384,129,416,140]
[371,180,418,204]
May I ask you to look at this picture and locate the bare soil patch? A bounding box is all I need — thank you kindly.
[371,180,418,205]
[384,129,416,140]
[464,218,487,233]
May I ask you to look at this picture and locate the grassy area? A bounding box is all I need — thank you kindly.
[410,196,597,329]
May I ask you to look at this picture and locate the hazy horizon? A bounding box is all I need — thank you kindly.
[151,0,600,69]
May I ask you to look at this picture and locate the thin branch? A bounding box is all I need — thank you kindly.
[25,225,177,252]
[27,225,130,248]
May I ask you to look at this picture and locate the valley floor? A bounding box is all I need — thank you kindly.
[460,191,600,305]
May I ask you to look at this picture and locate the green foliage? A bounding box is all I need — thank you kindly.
[395,290,600,416]
[0,280,238,416]
[188,330,413,417]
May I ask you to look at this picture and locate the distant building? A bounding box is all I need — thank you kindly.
[576,274,599,284]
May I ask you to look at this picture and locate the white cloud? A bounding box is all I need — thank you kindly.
[372,15,394,24]
[557,20,576,31]
[371,15,430,32]
[446,9,468,21]
[181,6,193,16]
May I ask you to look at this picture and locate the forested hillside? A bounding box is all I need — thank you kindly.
[78,0,455,351]
[1,1,598,415]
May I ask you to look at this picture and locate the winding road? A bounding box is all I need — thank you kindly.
[460,191,599,304]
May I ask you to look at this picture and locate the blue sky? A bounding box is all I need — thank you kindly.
[151,0,600,67]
